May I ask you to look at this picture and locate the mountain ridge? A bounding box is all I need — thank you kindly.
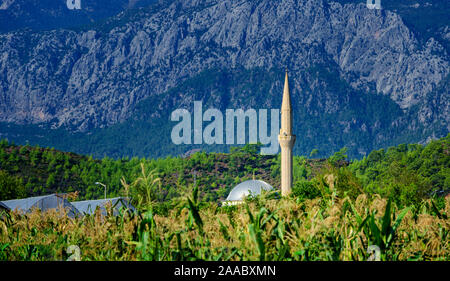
[0,0,448,158]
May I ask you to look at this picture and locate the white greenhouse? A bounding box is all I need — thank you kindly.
[0,194,81,218]
[71,197,136,216]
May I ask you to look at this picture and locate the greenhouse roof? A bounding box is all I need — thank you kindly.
[71,197,136,216]
[0,201,9,211]
[0,194,80,218]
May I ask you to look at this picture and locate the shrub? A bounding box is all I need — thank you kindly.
[292,180,321,200]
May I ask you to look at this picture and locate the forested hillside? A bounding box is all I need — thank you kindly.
[0,135,448,209]
[0,140,286,202]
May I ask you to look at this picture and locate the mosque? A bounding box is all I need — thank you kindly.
[222,71,295,205]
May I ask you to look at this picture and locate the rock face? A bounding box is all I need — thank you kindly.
[0,0,158,32]
[0,0,448,155]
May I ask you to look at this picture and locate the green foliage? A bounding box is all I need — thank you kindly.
[246,205,268,261]
[329,147,348,167]
[239,143,262,156]
[292,180,321,201]
[358,199,411,260]
[186,185,204,234]
[1,133,448,212]
[127,163,162,211]
[0,170,26,200]
[335,167,363,200]
[1,184,449,261]
[349,134,450,207]
[129,210,165,261]
[309,149,319,158]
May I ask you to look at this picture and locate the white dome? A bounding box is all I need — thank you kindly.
[225,180,273,202]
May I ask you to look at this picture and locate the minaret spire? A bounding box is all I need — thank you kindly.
[278,70,296,196]
[281,70,292,135]
[281,71,291,110]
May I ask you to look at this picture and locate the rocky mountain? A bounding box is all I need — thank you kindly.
[0,0,158,33]
[0,0,448,158]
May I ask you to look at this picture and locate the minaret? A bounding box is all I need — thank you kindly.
[278,71,296,196]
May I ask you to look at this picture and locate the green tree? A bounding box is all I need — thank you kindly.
[0,170,26,200]
[329,147,348,166]
[46,173,56,188]
[309,149,319,158]
[0,138,8,148]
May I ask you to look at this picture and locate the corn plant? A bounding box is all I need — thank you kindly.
[128,209,166,260]
[186,185,204,235]
[1,190,448,261]
[358,199,411,260]
[123,163,161,211]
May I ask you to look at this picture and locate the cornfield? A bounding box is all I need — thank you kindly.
[1,187,448,261]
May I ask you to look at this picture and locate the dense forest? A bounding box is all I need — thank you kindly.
[0,134,448,209]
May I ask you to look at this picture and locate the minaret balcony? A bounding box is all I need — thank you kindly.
[278,135,296,148]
